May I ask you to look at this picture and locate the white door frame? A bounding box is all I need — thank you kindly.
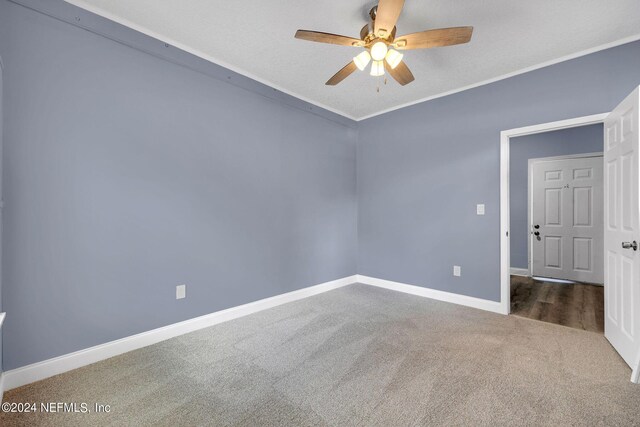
[500,113,609,315]
[526,152,604,278]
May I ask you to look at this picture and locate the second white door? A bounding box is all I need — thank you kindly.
[531,155,604,283]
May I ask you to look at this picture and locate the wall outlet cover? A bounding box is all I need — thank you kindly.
[476,204,485,215]
[453,266,461,277]
[176,284,186,299]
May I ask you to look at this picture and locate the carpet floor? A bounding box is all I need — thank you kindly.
[2,283,639,426]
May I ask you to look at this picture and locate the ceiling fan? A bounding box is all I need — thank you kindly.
[294,0,473,86]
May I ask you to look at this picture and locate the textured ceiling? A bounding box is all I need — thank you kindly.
[65,0,640,120]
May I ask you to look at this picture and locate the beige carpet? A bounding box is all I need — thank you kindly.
[2,283,639,426]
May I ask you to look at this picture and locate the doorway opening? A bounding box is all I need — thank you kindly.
[499,113,609,316]
[504,91,640,384]
[511,146,605,332]
[501,116,608,331]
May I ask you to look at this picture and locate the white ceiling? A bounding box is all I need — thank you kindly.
[66,0,640,120]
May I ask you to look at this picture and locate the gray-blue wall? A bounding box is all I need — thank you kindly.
[0,55,4,373]
[509,124,603,270]
[3,0,640,373]
[0,0,357,371]
[358,40,640,301]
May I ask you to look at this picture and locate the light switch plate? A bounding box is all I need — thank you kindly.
[476,204,485,215]
[176,284,186,299]
[453,266,461,277]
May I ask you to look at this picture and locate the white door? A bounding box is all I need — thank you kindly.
[604,87,640,382]
[531,156,604,283]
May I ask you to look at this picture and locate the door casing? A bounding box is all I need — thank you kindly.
[500,113,609,316]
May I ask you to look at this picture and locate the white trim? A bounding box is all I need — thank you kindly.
[527,152,604,164]
[526,152,603,277]
[500,113,609,315]
[2,275,357,391]
[357,275,506,315]
[357,35,640,121]
[632,350,640,384]
[60,0,640,122]
[509,268,530,277]
[0,312,5,329]
[0,373,4,402]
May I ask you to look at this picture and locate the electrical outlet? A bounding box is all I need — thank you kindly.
[476,204,485,215]
[176,284,186,300]
[453,266,461,277]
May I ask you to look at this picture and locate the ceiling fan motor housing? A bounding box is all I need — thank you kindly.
[360,23,396,44]
[362,7,396,44]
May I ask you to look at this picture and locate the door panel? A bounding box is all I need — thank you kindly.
[545,170,563,181]
[544,236,562,268]
[604,87,640,379]
[545,188,562,225]
[573,187,591,226]
[621,257,633,339]
[607,251,618,325]
[573,237,591,271]
[573,168,592,179]
[607,160,617,229]
[532,155,604,283]
[622,153,633,230]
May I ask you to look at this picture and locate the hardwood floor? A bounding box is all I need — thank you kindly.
[510,275,604,333]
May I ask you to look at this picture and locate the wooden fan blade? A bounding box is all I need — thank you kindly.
[295,30,364,47]
[394,26,473,50]
[374,0,405,38]
[384,60,414,86]
[326,61,358,86]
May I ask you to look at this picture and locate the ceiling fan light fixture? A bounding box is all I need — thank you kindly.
[353,51,372,71]
[370,41,388,61]
[385,49,403,69]
[295,1,473,87]
[370,60,385,77]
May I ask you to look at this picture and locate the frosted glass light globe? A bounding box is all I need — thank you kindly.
[385,49,403,69]
[370,60,385,77]
[370,42,388,61]
[353,51,372,71]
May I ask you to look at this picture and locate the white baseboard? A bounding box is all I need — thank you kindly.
[2,275,357,391]
[356,275,507,315]
[3,273,508,391]
[510,268,530,277]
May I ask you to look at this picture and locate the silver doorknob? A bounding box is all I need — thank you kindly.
[622,241,638,251]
